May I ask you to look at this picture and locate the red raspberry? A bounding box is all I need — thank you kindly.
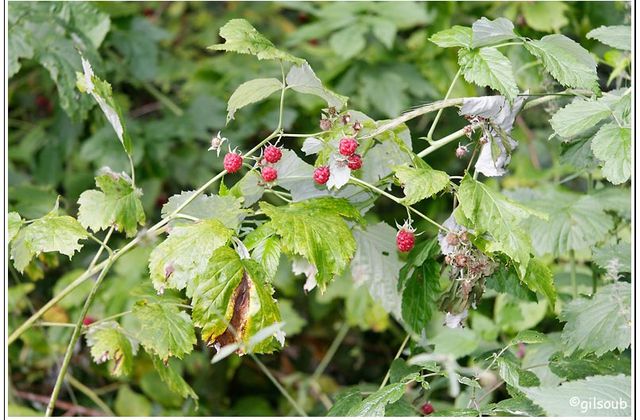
[82,316,95,326]
[396,228,415,253]
[223,152,243,173]
[421,402,434,415]
[339,137,358,156]
[313,166,330,185]
[263,145,282,164]
[347,154,362,170]
[261,166,278,182]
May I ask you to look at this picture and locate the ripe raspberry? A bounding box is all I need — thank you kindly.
[263,145,282,164]
[261,166,278,183]
[339,137,358,156]
[223,152,243,173]
[347,154,362,170]
[396,228,415,253]
[82,316,95,326]
[313,166,330,185]
[421,402,434,415]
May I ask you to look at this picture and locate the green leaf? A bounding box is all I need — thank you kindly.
[401,259,441,334]
[286,62,348,109]
[260,198,362,291]
[149,219,234,294]
[245,224,282,281]
[524,34,598,91]
[161,191,246,229]
[497,358,541,388]
[327,390,363,416]
[394,161,449,205]
[8,212,23,242]
[191,247,282,354]
[208,19,304,64]
[522,375,631,416]
[485,265,537,302]
[389,359,421,384]
[522,258,556,307]
[368,16,397,49]
[10,204,88,273]
[329,25,367,60]
[560,282,631,356]
[114,385,152,416]
[592,242,631,273]
[85,321,135,377]
[587,25,631,51]
[521,2,569,33]
[347,383,405,416]
[77,170,145,237]
[151,357,199,401]
[77,56,133,154]
[471,17,516,48]
[457,175,544,277]
[511,330,547,345]
[131,301,196,360]
[429,26,472,48]
[548,351,631,380]
[8,24,34,78]
[431,327,479,358]
[488,396,544,417]
[591,122,631,185]
[227,78,283,122]
[458,47,518,101]
[512,188,614,256]
[351,222,404,317]
[550,99,612,139]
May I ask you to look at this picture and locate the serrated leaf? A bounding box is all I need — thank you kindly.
[85,321,135,377]
[457,175,544,277]
[458,47,518,101]
[351,222,404,317]
[347,383,405,416]
[591,122,631,185]
[587,25,631,51]
[8,24,34,78]
[286,62,348,109]
[273,149,316,202]
[389,359,421,384]
[151,357,198,402]
[191,247,282,354]
[512,188,614,256]
[77,56,132,153]
[548,351,630,380]
[8,212,23,242]
[78,171,145,237]
[10,206,88,273]
[161,191,246,229]
[227,78,283,121]
[229,171,265,207]
[327,390,363,416]
[489,396,544,416]
[402,259,441,334]
[521,2,568,33]
[524,34,598,91]
[560,282,631,356]
[131,301,196,360]
[522,375,631,416]
[394,161,449,205]
[471,17,516,48]
[485,266,537,302]
[592,242,631,273]
[114,385,151,416]
[149,219,234,294]
[208,19,304,64]
[498,358,540,388]
[329,25,367,60]
[429,26,472,48]
[260,198,362,291]
[549,99,612,139]
[522,258,556,307]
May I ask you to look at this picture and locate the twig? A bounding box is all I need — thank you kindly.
[378,334,411,390]
[67,375,115,416]
[14,390,106,417]
[250,354,308,416]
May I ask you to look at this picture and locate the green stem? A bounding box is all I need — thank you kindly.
[425,69,461,141]
[128,154,137,187]
[140,80,184,117]
[310,323,350,384]
[418,122,481,158]
[46,259,114,416]
[67,375,115,416]
[349,176,449,232]
[250,354,308,416]
[492,41,524,49]
[379,334,410,390]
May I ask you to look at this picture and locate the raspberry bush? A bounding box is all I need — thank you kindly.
[7,2,632,417]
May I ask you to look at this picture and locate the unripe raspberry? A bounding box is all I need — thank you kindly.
[223,152,243,173]
[396,228,415,253]
[339,137,358,156]
[313,166,330,185]
[421,402,435,415]
[347,154,362,170]
[456,145,468,159]
[263,145,282,164]
[261,166,278,183]
[320,118,332,131]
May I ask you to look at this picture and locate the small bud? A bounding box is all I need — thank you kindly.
[208,131,228,157]
[320,118,332,131]
[341,113,351,125]
[353,121,362,132]
[455,144,468,159]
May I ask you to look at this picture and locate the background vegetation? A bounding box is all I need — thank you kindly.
[8,1,631,416]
